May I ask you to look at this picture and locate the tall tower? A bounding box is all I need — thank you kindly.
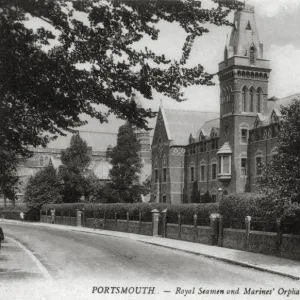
[217,4,271,193]
[131,94,151,164]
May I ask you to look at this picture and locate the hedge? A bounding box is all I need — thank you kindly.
[219,193,268,224]
[0,205,28,220]
[42,202,219,224]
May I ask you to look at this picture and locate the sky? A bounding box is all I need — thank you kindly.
[135,0,300,113]
[24,0,300,131]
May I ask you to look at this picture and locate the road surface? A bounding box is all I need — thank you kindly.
[0,223,299,300]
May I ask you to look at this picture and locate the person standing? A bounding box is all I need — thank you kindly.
[20,211,24,221]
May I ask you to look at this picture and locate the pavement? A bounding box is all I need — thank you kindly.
[1,219,300,282]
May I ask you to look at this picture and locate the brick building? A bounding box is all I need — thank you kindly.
[151,5,300,204]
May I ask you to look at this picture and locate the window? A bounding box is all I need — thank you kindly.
[250,88,254,112]
[241,129,248,143]
[200,142,204,152]
[155,170,158,183]
[163,168,167,182]
[250,46,255,65]
[212,195,217,203]
[257,89,261,113]
[200,165,205,182]
[256,156,262,176]
[219,156,231,174]
[223,156,230,173]
[190,167,195,182]
[40,156,44,166]
[242,87,247,112]
[212,163,217,180]
[162,195,167,203]
[241,158,247,176]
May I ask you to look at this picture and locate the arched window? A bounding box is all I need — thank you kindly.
[250,46,256,65]
[257,88,262,113]
[40,156,44,166]
[249,87,254,112]
[242,86,247,112]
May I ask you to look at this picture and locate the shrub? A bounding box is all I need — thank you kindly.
[219,193,268,224]
[42,202,219,224]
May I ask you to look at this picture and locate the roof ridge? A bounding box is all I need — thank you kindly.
[279,92,300,100]
[78,130,118,135]
[164,108,219,114]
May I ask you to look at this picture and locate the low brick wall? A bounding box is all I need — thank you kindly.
[281,234,300,260]
[223,229,245,251]
[249,231,278,256]
[195,226,211,245]
[140,222,152,236]
[105,219,117,231]
[128,221,139,234]
[166,224,179,240]
[180,225,194,242]
[116,220,128,232]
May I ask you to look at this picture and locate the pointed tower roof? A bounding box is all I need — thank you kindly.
[228,5,263,59]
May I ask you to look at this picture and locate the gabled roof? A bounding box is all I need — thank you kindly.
[217,142,232,155]
[267,93,300,116]
[162,108,219,145]
[195,118,220,140]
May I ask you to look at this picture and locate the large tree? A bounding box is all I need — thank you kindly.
[258,100,300,219]
[58,134,91,202]
[109,123,143,202]
[24,164,62,209]
[0,0,243,197]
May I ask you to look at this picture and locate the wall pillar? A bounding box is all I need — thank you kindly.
[76,210,82,227]
[161,209,167,238]
[209,213,220,246]
[126,212,129,232]
[178,213,182,239]
[245,216,251,250]
[276,218,282,256]
[193,214,198,242]
[218,215,224,247]
[151,209,160,236]
[50,209,56,224]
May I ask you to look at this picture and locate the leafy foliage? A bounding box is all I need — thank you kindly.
[219,193,267,222]
[58,134,91,202]
[0,0,242,197]
[109,124,143,202]
[24,165,62,209]
[258,100,300,219]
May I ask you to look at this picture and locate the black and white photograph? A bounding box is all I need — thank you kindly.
[1,0,300,299]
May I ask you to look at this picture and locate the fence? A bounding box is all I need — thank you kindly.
[39,209,300,261]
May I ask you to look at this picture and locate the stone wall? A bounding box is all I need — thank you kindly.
[40,211,300,261]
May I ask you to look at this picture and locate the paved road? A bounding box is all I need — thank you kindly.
[1,223,299,300]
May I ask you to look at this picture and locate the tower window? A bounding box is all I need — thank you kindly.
[163,168,167,182]
[242,87,247,112]
[246,21,252,30]
[250,47,256,65]
[155,170,158,183]
[256,156,263,176]
[241,129,249,144]
[250,88,254,112]
[190,167,195,182]
[200,164,206,182]
[212,163,217,180]
[257,89,262,113]
[241,158,247,176]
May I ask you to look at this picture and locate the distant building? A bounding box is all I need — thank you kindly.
[1,102,155,207]
[151,5,299,204]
